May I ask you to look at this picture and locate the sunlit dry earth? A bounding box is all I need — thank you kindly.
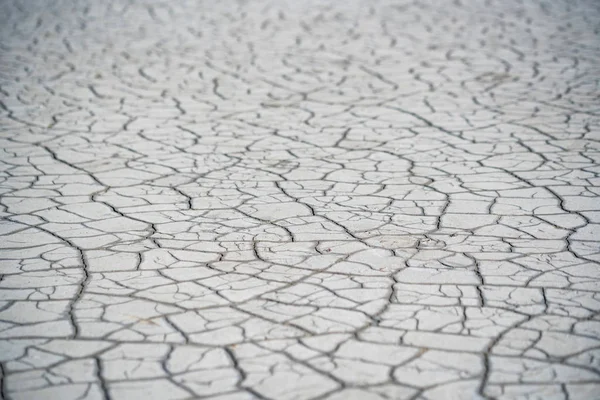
[1,1,600,399]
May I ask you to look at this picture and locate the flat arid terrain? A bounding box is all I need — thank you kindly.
[1,0,599,399]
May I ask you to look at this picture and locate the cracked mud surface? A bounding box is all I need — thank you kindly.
[1,0,600,399]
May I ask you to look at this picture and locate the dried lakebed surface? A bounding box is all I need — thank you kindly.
[1,0,600,399]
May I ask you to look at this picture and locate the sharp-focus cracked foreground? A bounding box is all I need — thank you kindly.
[1,0,600,399]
